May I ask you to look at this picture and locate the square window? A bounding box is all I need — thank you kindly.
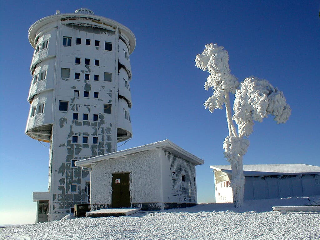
[104,72,112,82]
[104,104,111,114]
[83,114,88,120]
[61,68,70,79]
[93,137,98,144]
[31,106,36,117]
[63,36,71,46]
[75,57,81,64]
[33,75,38,84]
[85,58,90,65]
[95,40,100,47]
[71,184,77,192]
[95,59,99,66]
[71,160,77,168]
[85,74,90,80]
[59,101,68,111]
[86,39,91,45]
[83,136,88,143]
[75,73,80,79]
[76,38,81,44]
[84,91,89,98]
[105,42,112,51]
[37,104,44,114]
[94,75,99,81]
[39,71,47,80]
[74,90,79,98]
[73,113,78,120]
[94,92,99,98]
[72,136,78,143]
[93,114,98,121]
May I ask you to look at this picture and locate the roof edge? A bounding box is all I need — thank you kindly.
[76,139,204,168]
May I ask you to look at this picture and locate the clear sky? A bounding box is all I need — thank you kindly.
[0,0,319,225]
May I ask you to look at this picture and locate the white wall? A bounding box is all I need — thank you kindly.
[90,149,162,205]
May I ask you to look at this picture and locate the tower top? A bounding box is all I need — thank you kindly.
[75,8,94,15]
[28,8,136,54]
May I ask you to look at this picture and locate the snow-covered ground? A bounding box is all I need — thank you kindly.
[1,197,319,240]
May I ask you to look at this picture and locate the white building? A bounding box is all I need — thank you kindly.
[26,8,136,222]
[76,140,204,210]
[211,164,320,203]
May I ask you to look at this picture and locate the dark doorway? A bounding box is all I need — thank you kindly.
[37,200,49,223]
[112,173,130,208]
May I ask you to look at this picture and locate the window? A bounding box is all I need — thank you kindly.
[86,39,91,45]
[182,175,186,182]
[74,90,79,98]
[71,184,77,192]
[85,74,90,80]
[83,114,88,120]
[95,40,100,47]
[33,75,38,84]
[83,136,88,143]
[42,40,48,50]
[104,72,112,82]
[72,136,78,143]
[73,113,78,120]
[75,57,80,64]
[61,68,70,79]
[95,59,99,66]
[85,58,90,65]
[30,106,36,117]
[75,72,80,79]
[94,92,99,98]
[63,36,72,46]
[94,75,99,81]
[37,104,44,114]
[104,104,111,114]
[76,38,81,45]
[93,137,98,144]
[93,114,98,121]
[124,109,130,121]
[71,160,77,168]
[84,91,89,98]
[59,101,68,111]
[39,71,47,80]
[105,42,112,51]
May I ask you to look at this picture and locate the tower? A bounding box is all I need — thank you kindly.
[26,8,135,222]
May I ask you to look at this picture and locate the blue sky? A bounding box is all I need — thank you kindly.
[0,0,319,224]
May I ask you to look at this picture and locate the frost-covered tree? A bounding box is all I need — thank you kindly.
[195,44,291,207]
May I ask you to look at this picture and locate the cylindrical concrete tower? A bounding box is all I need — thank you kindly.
[26,8,135,222]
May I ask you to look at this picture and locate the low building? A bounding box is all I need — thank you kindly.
[76,140,204,210]
[211,164,320,203]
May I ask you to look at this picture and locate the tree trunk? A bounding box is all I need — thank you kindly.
[230,157,245,208]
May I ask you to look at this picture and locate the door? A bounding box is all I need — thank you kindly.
[112,173,130,208]
[37,200,49,223]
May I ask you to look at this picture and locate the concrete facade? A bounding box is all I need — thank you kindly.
[76,140,204,210]
[26,8,135,222]
[211,164,320,203]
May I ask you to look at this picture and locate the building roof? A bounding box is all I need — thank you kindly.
[28,8,136,54]
[210,164,320,177]
[76,139,204,168]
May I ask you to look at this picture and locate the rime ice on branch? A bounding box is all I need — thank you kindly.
[195,43,291,207]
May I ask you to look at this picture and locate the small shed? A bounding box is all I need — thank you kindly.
[76,140,204,210]
[211,164,320,203]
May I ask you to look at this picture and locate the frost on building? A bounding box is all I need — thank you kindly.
[76,140,204,210]
[26,8,135,222]
[211,164,320,203]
